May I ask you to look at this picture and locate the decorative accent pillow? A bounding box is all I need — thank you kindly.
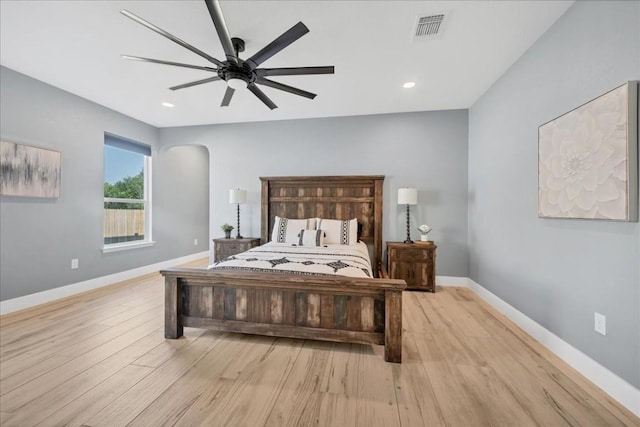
[317,218,358,245]
[271,216,316,243]
[297,229,325,246]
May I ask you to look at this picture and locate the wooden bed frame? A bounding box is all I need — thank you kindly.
[161,175,406,362]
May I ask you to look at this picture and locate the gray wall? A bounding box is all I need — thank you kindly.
[468,1,640,388]
[160,109,469,277]
[0,66,210,301]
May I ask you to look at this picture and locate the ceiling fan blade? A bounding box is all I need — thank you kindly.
[221,86,235,106]
[170,76,221,91]
[247,84,277,110]
[256,66,335,77]
[121,10,223,67]
[204,0,239,65]
[122,55,218,72]
[256,77,316,100]
[246,22,309,70]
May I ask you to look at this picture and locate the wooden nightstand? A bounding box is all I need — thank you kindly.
[213,237,260,262]
[386,241,437,292]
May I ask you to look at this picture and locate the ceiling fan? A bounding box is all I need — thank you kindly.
[121,0,334,110]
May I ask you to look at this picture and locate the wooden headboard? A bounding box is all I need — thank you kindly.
[260,175,385,276]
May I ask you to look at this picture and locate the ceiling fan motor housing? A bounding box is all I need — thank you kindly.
[220,63,255,85]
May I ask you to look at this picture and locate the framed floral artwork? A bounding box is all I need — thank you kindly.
[538,81,638,221]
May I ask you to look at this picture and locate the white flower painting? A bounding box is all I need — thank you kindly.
[538,82,637,221]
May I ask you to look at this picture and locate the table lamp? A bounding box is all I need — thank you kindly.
[398,188,417,243]
[229,188,247,239]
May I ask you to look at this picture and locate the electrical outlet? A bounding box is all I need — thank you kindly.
[71,258,79,270]
[594,312,606,336]
[194,238,198,246]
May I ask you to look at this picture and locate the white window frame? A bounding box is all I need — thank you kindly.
[102,139,154,253]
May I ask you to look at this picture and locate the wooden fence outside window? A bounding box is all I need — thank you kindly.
[103,209,144,243]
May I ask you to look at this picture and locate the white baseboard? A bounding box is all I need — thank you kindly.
[465,277,640,418]
[436,275,469,287]
[0,251,209,316]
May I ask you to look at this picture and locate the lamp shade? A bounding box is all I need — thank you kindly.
[398,188,417,205]
[229,188,247,204]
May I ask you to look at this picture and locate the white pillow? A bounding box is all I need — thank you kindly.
[317,218,358,245]
[271,216,316,243]
[297,229,326,246]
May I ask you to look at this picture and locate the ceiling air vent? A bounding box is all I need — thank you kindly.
[413,13,447,41]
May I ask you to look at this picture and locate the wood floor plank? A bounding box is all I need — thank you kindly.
[412,311,522,426]
[85,330,225,427]
[218,335,283,381]
[355,345,401,427]
[0,266,637,427]
[131,327,207,368]
[34,364,154,427]
[192,338,304,426]
[457,362,541,426]
[0,323,112,380]
[169,336,283,426]
[171,378,237,427]
[459,288,640,426]
[264,340,332,426]
[418,291,488,366]
[126,333,247,427]
[316,391,357,427]
[95,301,163,327]
[450,288,633,426]
[0,354,72,396]
[471,332,629,427]
[0,305,129,357]
[0,288,162,360]
[319,342,360,396]
[1,327,165,426]
[53,305,162,358]
[0,273,158,330]
[0,317,161,412]
[402,291,433,334]
[394,333,445,426]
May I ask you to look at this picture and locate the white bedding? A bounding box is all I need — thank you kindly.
[210,241,373,278]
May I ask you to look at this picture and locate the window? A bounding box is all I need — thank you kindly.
[103,134,152,251]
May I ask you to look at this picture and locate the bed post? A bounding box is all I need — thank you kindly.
[260,178,270,245]
[384,289,402,363]
[374,176,384,276]
[164,275,183,339]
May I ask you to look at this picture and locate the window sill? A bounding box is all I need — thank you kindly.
[102,240,156,254]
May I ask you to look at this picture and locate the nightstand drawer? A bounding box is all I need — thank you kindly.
[219,243,242,254]
[213,238,260,262]
[391,248,429,262]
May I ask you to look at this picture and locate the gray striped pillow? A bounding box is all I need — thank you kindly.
[298,229,325,246]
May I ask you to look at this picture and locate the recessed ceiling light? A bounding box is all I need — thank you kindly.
[161,101,175,108]
[403,82,416,89]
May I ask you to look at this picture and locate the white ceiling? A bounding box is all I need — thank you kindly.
[0,1,573,128]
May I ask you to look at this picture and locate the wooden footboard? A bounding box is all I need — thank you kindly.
[161,268,406,362]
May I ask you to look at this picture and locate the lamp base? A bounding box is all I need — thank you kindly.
[235,203,243,240]
[404,203,413,244]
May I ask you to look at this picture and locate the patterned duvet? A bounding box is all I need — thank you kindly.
[210,241,373,278]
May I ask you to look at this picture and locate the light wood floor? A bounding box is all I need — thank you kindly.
[1,259,638,427]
